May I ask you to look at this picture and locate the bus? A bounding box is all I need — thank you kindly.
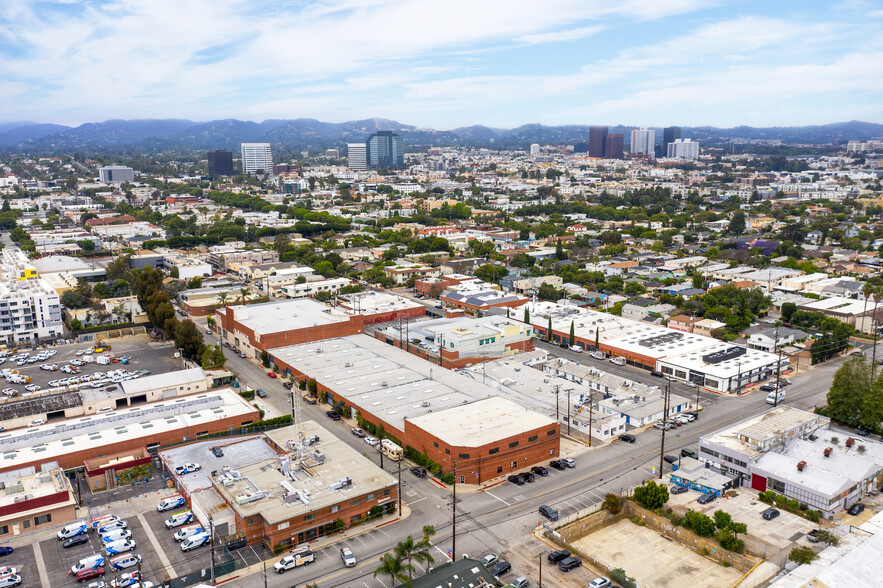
[379,439,403,461]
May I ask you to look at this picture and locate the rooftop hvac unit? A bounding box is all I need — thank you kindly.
[381,381,388,387]
[797,461,806,471]
[304,435,319,446]
[846,437,855,448]
[311,450,325,464]
[824,447,833,457]
[421,401,430,407]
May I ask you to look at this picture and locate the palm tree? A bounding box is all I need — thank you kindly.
[374,552,412,587]
[421,525,436,545]
[394,535,434,581]
[217,292,228,308]
[239,287,250,306]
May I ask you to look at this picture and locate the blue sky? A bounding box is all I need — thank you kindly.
[1,0,882,128]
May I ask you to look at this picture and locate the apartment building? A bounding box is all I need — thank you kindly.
[0,248,63,345]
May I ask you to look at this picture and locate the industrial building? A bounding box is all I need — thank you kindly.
[523,301,784,393]
[698,407,883,518]
[0,388,259,474]
[371,315,534,368]
[268,335,559,484]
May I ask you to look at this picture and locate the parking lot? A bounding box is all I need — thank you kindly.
[0,336,180,423]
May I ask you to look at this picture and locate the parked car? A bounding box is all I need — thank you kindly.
[326,411,341,421]
[663,455,678,464]
[364,436,379,446]
[697,493,717,505]
[670,485,688,495]
[351,427,366,437]
[549,460,565,470]
[547,550,570,563]
[509,577,529,588]
[489,561,511,577]
[210,446,224,458]
[410,467,427,478]
[806,529,821,543]
[557,556,582,572]
[650,371,665,378]
[266,372,277,378]
[569,345,582,353]
[255,389,267,398]
[507,474,525,485]
[618,434,636,443]
[174,463,200,475]
[64,534,91,548]
[588,578,611,588]
[0,574,20,587]
[531,466,548,476]
[340,546,356,567]
[76,566,105,583]
[520,471,535,482]
[539,505,559,521]
[762,508,780,520]
[848,503,865,516]
[479,554,498,568]
[562,458,575,468]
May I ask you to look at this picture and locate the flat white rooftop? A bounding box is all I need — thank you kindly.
[408,396,556,447]
[226,298,349,334]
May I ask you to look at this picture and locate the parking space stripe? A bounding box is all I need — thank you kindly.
[32,540,50,587]
[137,513,176,578]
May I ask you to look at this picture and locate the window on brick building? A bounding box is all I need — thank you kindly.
[351,514,362,523]
[496,466,503,474]
[247,516,260,525]
[382,489,391,496]
[459,453,469,459]
[445,448,450,455]
[489,447,499,455]
[434,442,439,448]
[510,461,517,469]
[350,498,362,507]
[509,441,518,448]
[331,506,339,513]
[528,435,538,442]
[367,494,375,501]
[304,514,315,522]
[547,429,556,436]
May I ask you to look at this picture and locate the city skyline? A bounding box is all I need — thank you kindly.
[1,1,882,128]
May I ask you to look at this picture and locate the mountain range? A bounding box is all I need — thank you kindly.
[0,118,880,153]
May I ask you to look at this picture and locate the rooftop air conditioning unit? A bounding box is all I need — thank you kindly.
[797,460,806,471]
[823,447,833,457]
[846,437,855,448]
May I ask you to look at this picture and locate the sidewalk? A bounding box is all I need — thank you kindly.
[214,503,412,584]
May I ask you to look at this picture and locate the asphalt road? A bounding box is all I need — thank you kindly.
[202,323,858,588]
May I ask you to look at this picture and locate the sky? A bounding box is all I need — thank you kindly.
[1,0,883,129]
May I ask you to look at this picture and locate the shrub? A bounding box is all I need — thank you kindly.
[441,473,454,485]
[239,390,255,400]
[683,510,715,537]
[609,568,637,588]
[816,529,839,545]
[634,480,670,510]
[699,548,709,556]
[629,516,645,527]
[716,530,745,553]
[603,493,623,515]
[788,546,819,565]
[807,510,821,523]
[722,561,731,568]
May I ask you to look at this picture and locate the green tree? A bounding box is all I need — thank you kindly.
[174,320,205,361]
[169,265,179,279]
[421,525,436,544]
[603,493,623,514]
[474,263,508,283]
[569,321,575,346]
[394,536,434,582]
[69,318,82,331]
[826,358,881,428]
[523,307,530,324]
[682,510,715,537]
[201,344,227,369]
[260,349,270,368]
[788,546,818,565]
[186,277,203,289]
[609,568,637,588]
[781,302,797,322]
[713,509,732,531]
[106,256,131,282]
[624,281,646,296]
[77,239,95,252]
[634,480,669,510]
[728,211,746,235]
[691,272,704,290]
[374,552,412,587]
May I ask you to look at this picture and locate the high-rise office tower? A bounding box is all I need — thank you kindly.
[630,128,656,155]
[604,134,624,159]
[347,143,367,171]
[663,126,681,157]
[240,143,273,174]
[207,150,234,177]
[667,139,700,160]
[366,131,404,170]
[589,126,608,158]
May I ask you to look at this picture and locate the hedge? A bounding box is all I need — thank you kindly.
[758,491,821,522]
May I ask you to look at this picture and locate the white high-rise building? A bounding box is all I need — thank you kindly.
[0,248,63,345]
[240,143,273,174]
[667,138,700,160]
[347,142,367,171]
[630,128,656,155]
[98,166,135,184]
[530,143,540,156]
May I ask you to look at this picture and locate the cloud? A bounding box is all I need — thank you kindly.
[516,25,607,46]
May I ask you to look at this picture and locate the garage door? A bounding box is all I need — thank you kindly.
[751,474,767,491]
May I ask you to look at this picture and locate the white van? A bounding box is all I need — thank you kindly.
[174,524,204,542]
[766,391,786,404]
[157,496,185,512]
[110,553,142,570]
[181,532,210,552]
[100,529,132,543]
[165,511,194,529]
[57,521,87,540]
[70,554,104,575]
[609,356,626,366]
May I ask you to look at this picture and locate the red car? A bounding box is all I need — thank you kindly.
[76,566,104,583]
[267,372,277,378]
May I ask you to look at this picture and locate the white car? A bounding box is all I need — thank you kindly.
[174,463,201,475]
[569,345,583,352]
[25,384,40,392]
[364,436,379,446]
[76,350,86,356]
[29,419,45,426]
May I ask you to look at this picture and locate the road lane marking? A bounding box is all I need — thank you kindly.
[485,492,511,506]
[137,512,176,578]
[407,497,427,506]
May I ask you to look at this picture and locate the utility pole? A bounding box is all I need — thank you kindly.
[553,384,560,421]
[209,515,216,583]
[397,458,402,517]
[566,388,573,436]
[539,552,543,588]
[658,378,671,479]
[774,345,784,408]
[262,560,268,588]
[588,393,594,448]
[451,458,457,561]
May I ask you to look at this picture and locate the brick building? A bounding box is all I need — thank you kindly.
[213,422,397,549]
[0,468,77,537]
[415,273,475,299]
[440,286,528,316]
[268,336,559,484]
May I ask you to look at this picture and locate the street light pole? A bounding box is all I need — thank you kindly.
[451,458,457,561]
[588,392,594,448]
[566,388,573,436]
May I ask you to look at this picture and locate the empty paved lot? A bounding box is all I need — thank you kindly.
[573,519,742,588]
